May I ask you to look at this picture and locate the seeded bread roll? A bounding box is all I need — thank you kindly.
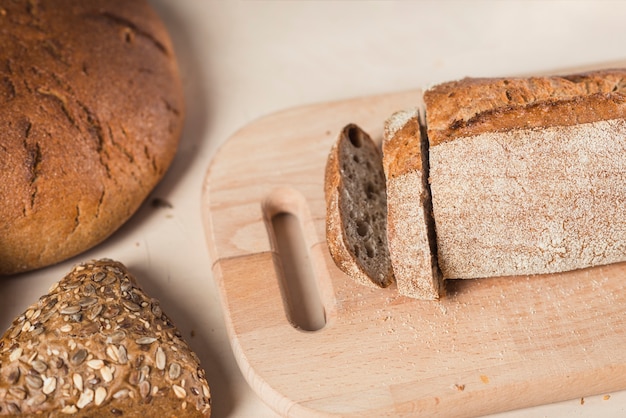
[382,109,441,299]
[425,69,626,279]
[0,0,184,275]
[324,124,394,288]
[0,259,211,417]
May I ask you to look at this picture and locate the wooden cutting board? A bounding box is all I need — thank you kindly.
[201,76,626,417]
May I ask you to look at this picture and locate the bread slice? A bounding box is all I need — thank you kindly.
[0,259,211,417]
[325,124,394,288]
[382,109,442,299]
[424,69,626,279]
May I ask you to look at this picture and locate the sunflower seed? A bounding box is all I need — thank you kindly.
[101,274,116,286]
[120,280,132,292]
[9,325,21,339]
[21,320,31,333]
[117,345,128,364]
[202,384,210,398]
[25,374,43,389]
[106,345,119,362]
[113,389,129,399]
[156,347,166,370]
[60,405,78,414]
[73,373,83,391]
[31,324,45,336]
[9,387,27,400]
[168,362,181,380]
[107,330,126,344]
[70,349,87,365]
[139,381,150,398]
[101,365,113,383]
[172,384,186,399]
[139,365,150,382]
[128,370,140,385]
[9,347,23,362]
[83,283,96,296]
[42,376,57,394]
[135,337,156,345]
[78,297,98,307]
[86,360,104,370]
[92,271,106,282]
[76,388,94,409]
[151,302,162,317]
[27,393,46,406]
[63,282,80,290]
[122,300,140,312]
[7,368,20,384]
[60,305,81,315]
[60,324,73,333]
[6,403,21,414]
[88,304,103,320]
[32,359,48,373]
[95,387,107,406]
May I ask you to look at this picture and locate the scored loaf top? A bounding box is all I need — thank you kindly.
[424,69,626,146]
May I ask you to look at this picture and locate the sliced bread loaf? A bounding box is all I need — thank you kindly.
[425,69,626,279]
[382,109,441,299]
[324,124,394,288]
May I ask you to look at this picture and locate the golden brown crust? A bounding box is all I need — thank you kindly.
[0,259,211,417]
[424,69,626,146]
[0,0,184,275]
[382,109,423,178]
[382,110,441,300]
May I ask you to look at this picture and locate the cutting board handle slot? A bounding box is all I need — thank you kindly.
[263,187,336,332]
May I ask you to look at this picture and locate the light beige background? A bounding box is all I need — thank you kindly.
[2,1,626,417]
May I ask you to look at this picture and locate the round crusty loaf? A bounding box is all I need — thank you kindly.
[0,0,184,275]
[0,259,211,417]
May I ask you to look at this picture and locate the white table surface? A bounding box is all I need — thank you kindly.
[2,1,626,417]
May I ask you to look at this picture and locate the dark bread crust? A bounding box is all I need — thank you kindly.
[0,0,184,275]
[425,69,626,146]
[324,124,394,288]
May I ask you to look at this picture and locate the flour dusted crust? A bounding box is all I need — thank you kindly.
[0,259,211,417]
[383,109,441,299]
[425,69,626,145]
[324,124,394,288]
[0,0,184,275]
[425,69,626,279]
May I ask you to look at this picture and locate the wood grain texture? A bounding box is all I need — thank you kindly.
[202,78,626,416]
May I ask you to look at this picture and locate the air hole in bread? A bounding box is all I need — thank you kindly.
[356,220,368,237]
[347,126,362,148]
[365,243,375,258]
[353,155,360,163]
[365,182,376,199]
